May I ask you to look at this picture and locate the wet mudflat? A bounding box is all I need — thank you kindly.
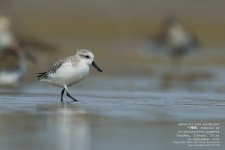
[0,75,224,150]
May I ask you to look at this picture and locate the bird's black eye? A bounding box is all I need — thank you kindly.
[85,55,90,59]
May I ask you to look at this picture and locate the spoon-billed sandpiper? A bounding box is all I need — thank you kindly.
[37,49,103,102]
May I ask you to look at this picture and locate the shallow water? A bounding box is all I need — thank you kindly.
[0,75,225,150]
[1,0,225,149]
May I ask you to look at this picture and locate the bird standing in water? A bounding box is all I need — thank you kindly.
[0,15,56,87]
[37,49,103,102]
[154,16,199,69]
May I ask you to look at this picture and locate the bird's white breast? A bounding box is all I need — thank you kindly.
[47,61,90,87]
[167,25,191,48]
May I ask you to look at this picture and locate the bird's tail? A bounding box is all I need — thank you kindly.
[37,72,47,80]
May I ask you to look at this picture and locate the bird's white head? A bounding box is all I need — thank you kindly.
[76,49,102,72]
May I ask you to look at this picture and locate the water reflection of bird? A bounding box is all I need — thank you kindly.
[51,106,91,150]
[154,16,199,69]
[0,15,56,87]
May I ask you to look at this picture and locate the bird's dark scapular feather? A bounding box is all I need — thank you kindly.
[37,59,66,80]
[37,72,47,80]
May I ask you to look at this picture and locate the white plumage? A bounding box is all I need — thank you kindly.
[38,49,102,102]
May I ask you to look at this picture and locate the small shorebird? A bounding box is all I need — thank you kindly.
[0,16,25,86]
[154,16,199,68]
[0,45,26,86]
[0,15,56,87]
[37,49,103,102]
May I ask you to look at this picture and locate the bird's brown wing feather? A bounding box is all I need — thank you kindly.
[37,59,66,80]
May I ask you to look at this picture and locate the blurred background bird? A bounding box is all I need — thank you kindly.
[0,15,56,87]
[153,16,200,71]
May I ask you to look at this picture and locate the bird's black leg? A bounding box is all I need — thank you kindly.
[66,91,78,102]
[61,88,65,102]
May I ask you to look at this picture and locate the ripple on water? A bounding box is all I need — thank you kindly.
[0,85,225,121]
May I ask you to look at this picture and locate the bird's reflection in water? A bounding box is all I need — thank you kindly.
[45,105,92,150]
